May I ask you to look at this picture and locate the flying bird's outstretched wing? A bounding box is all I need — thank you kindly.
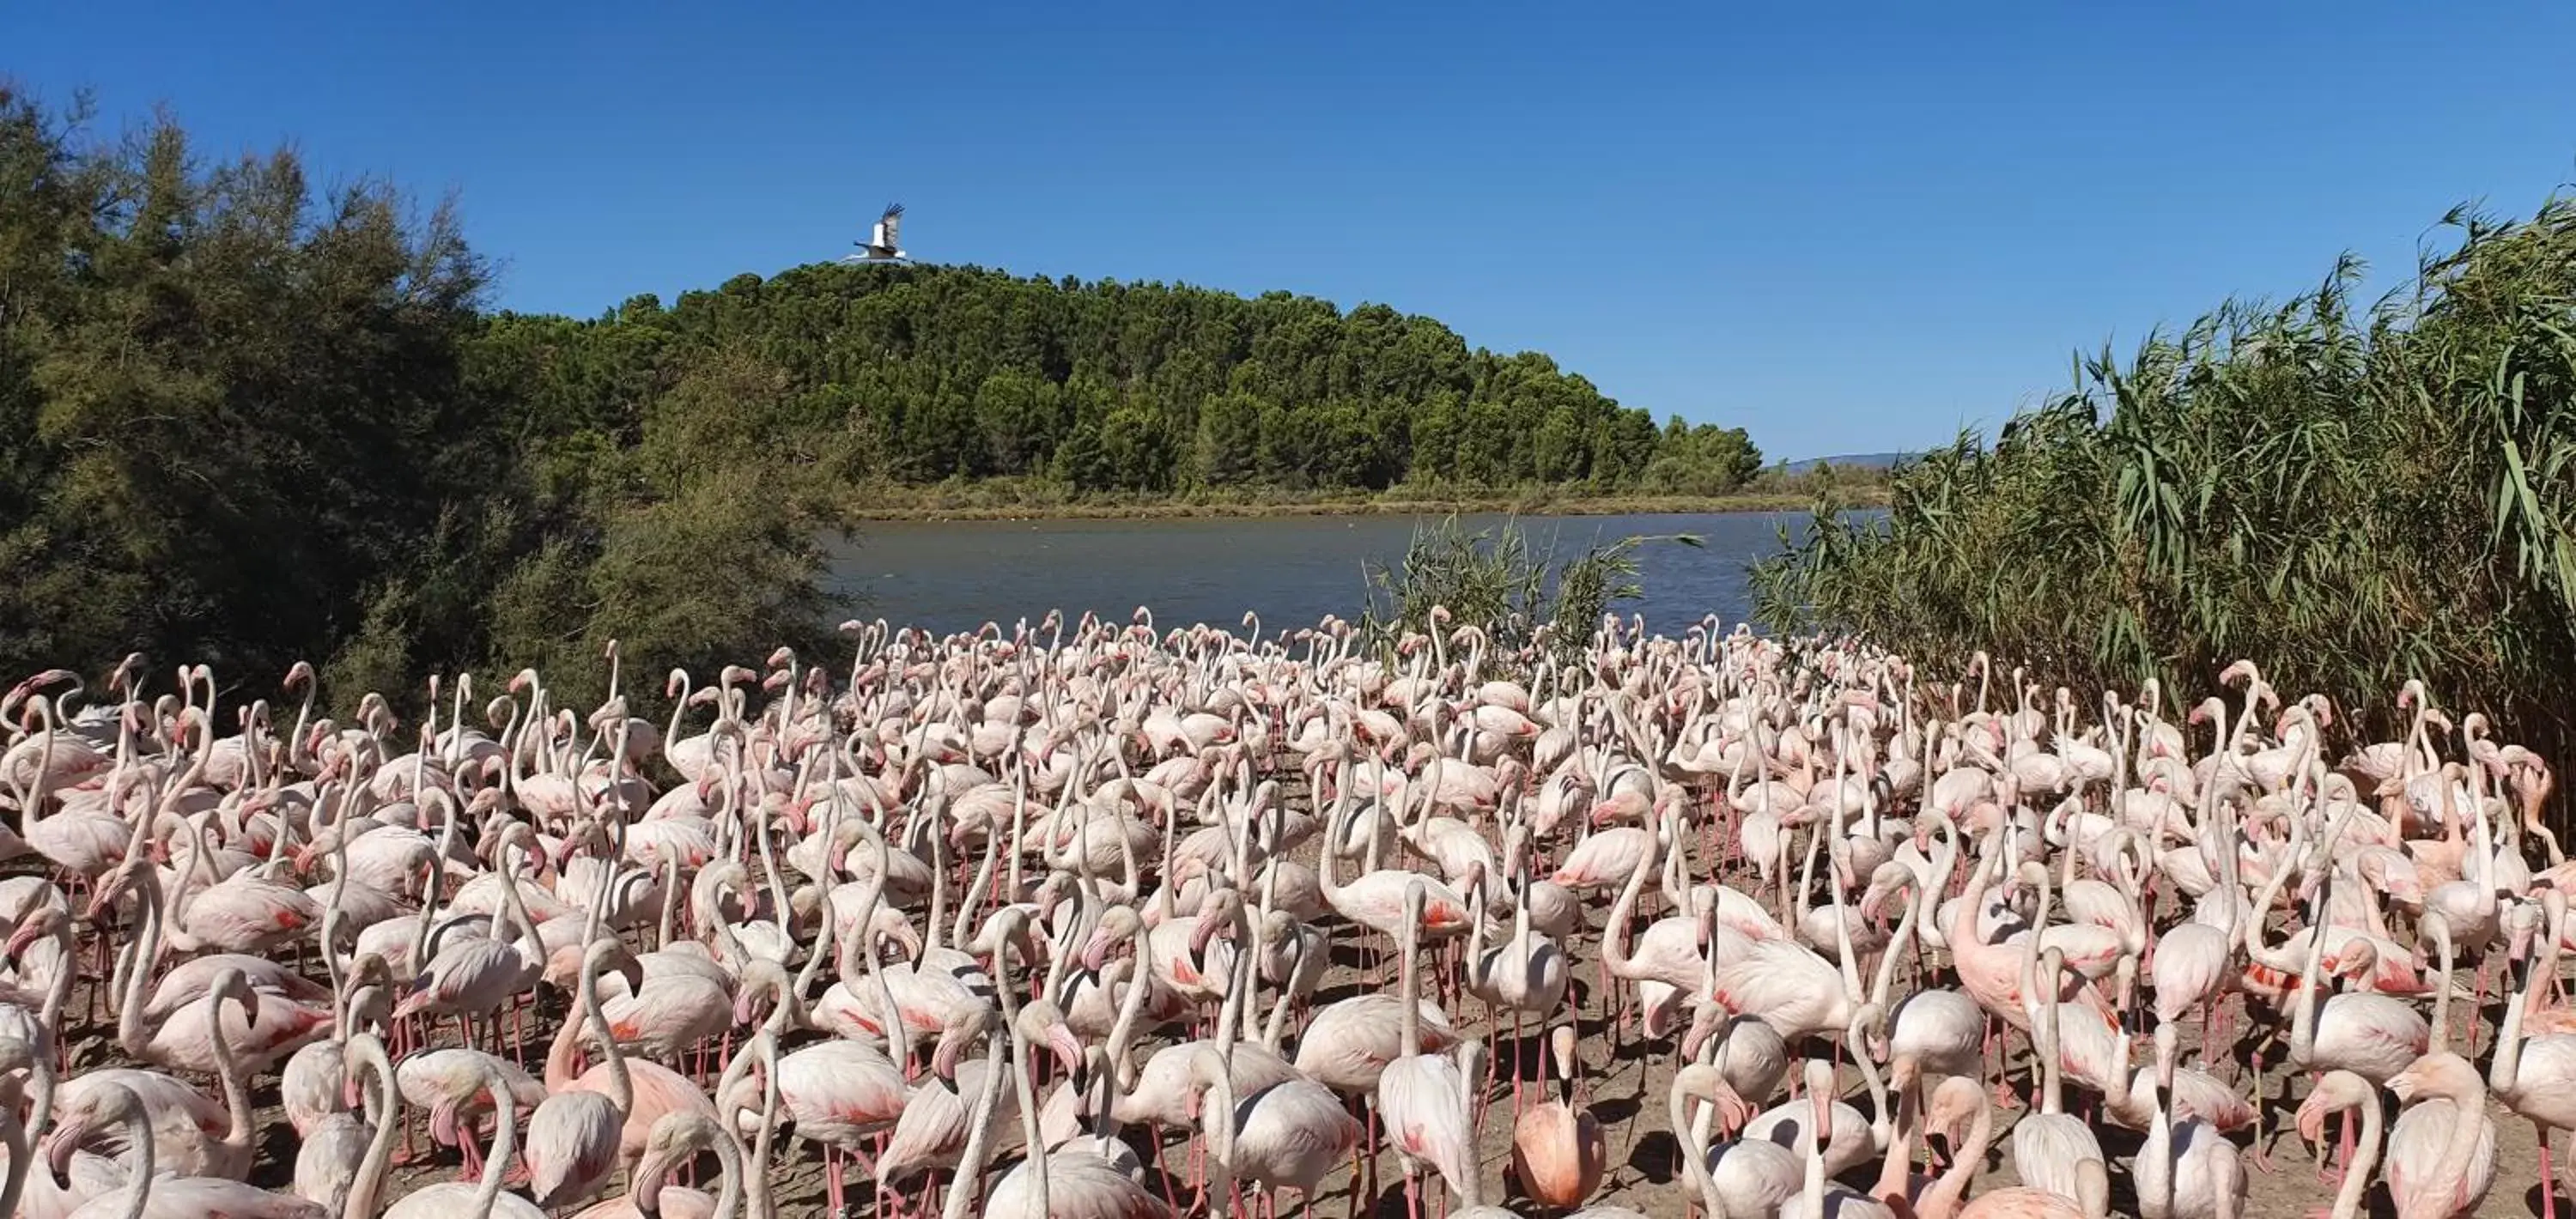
[877,203,903,251]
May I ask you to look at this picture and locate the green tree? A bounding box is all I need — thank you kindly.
[1097,403,1174,492]
[974,368,1058,475]
[0,89,850,712]
[1194,391,1264,485]
[1642,418,1764,494]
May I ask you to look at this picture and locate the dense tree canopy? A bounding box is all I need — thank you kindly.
[0,89,1760,703]
[0,90,841,705]
[537,263,1759,496]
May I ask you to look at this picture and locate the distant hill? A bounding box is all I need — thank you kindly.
[1782,451,1914,472]
[523,261,1767,497]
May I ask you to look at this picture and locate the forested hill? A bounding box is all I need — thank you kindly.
[478,263,1764,494]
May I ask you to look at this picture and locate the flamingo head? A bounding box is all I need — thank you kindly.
[41,1113,93,1180]
[2293,1074,2353,1145]
[1023,1009,1084,1077]
[1079,926,1117,973]
[928,1016,986,1082]
[1923,1076,1985,1145]
[1188,909,1236,960]
[80,866,134,924]
[772,797,812,839]
[1677,1003,1719,1060]
[3,907,62,962]
[732,963,784,1028]
[1856,871,1897,924]
[2385,1051,2478,1105]
[2501,904,2540,963]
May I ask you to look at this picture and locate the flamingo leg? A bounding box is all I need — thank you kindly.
[2331,1106,2353,1189]
[1153,1134,1183,1207]
[2544,1128,2561,1219]
[2472,961,2490,1057]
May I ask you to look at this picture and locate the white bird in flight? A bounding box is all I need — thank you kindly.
[848,203,908,262]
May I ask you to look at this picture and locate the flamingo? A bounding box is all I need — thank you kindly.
[1378,881,1482,1219]
[1510,1025,1605,1210]
[55,1080,330,1219]
[2385,1052,2499,1219]
[524,938,641,1208]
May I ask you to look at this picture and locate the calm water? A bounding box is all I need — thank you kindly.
[826,512,1843,638]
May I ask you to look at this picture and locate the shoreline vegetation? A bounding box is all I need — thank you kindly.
[1753,193,2576,780]
[845,475,1890,521]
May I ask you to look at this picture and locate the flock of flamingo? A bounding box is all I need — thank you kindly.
[0,609,2561,1219]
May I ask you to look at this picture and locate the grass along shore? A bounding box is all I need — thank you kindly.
[845,477,1891,521]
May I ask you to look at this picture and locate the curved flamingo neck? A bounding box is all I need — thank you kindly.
[115,871,168,1061]
[345,1037,400,1219]
[576,943,635,1114]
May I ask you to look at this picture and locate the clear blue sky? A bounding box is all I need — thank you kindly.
[12,2,2576,461]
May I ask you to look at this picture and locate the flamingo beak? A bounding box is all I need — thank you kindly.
[1718,1088,1752,1137]
[42,1125,77,1179]
[80,882,118,925]
[2293,1100,2326,1147]
[3,919,43,962]
[1048,1026,1083,1076]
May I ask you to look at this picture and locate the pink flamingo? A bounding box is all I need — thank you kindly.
[1547,818,1656,894]
[1318,787,1474,943]
[524,938,640,1208]
[1601,827,1707,1040]
[14,698,129,888]
[380,1059,547,1219]
[564,1111,744,1219]
[1783,1058,1893,1219]
[2134,1022,2245,1219]
[50,1080,329,1219]
[544,935,720,1178]
[2493,891,2576,1219]
[1187,1037,1360,1218]
[1668,1063,1795,1219]
[396,1047,545,1174]
[391,842,544,1053]
[1921,1074,2083,1219]
[2295,1070,2384,1219]
[2011,948,2105,1210]
[1510,1026,1604,1210]
[1707,846,1865,1042]
[1860,869,1980,1079]
[293,1033,398,1215]
[1291,988,1459,1095]
[95,879,326,1076]
[948,955,1173,1219]
[2385,1051,2498,1219]
[1376,881,1482,1219]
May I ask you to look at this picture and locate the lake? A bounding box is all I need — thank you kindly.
[825,511,1845,638]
